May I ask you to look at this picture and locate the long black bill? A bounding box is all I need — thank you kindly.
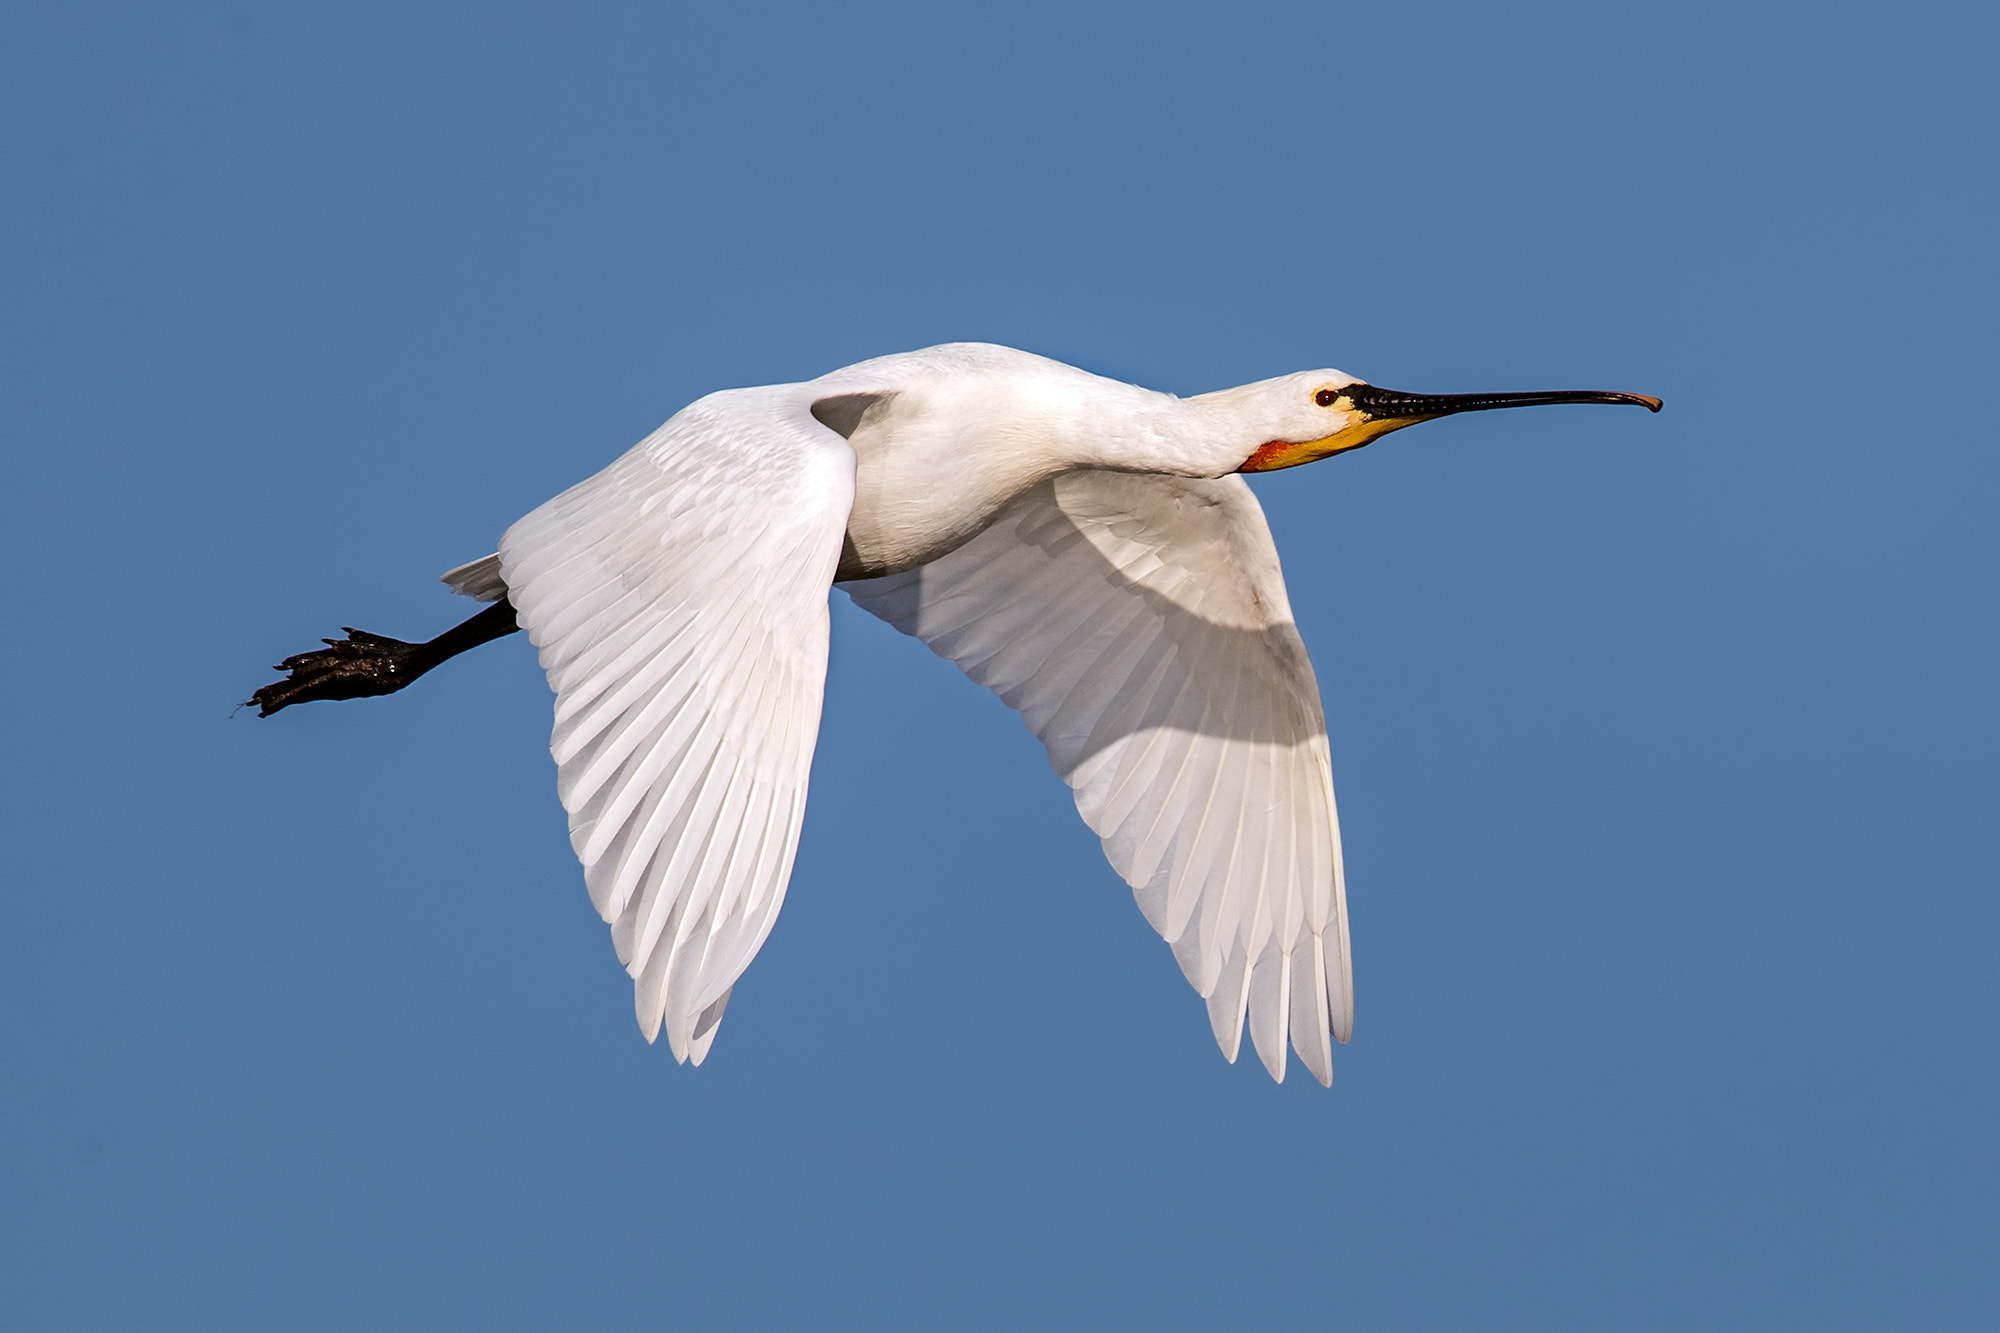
[1347,383,1663,420]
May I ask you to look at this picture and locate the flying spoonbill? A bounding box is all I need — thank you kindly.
[252,343,1660,1084]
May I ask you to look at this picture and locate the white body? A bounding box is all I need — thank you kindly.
[445,343,1365,1084]
[819,344,1293,577]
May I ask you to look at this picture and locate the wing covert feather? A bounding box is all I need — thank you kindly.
[842,471,1351,1085]
[495,386,854,1063]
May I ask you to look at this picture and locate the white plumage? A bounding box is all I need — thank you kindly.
[465,385,850,1064]
[842,471,1346,1083]
[421,342,1659,1085]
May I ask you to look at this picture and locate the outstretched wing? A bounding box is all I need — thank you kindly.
[841,471,1350,1085]
[493,386,855,1064]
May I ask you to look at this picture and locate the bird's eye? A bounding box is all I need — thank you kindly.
[1314,389,1341,407]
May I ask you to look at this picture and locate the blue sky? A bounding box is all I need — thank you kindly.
[3,1,1995,1327]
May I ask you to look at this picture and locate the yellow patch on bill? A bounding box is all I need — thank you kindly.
[1237,414,1430,472]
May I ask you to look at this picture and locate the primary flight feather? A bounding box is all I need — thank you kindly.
[254,342,1660,1085]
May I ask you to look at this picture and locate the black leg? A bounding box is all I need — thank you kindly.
[250,599,521,717]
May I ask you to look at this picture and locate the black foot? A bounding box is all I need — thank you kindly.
[251,600,519,718]
[249,628,435,716]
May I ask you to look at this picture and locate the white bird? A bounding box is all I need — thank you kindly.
[254,342,1659,1085]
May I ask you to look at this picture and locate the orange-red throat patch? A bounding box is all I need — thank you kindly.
[1236,414,1431,472]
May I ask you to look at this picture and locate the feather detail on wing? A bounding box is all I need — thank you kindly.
[842,471,1350,1085]
[493,387,855,1063]
[441,553,507,601]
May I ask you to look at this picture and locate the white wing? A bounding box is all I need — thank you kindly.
[842,471,1350,1084]
[494,385,855,1064]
